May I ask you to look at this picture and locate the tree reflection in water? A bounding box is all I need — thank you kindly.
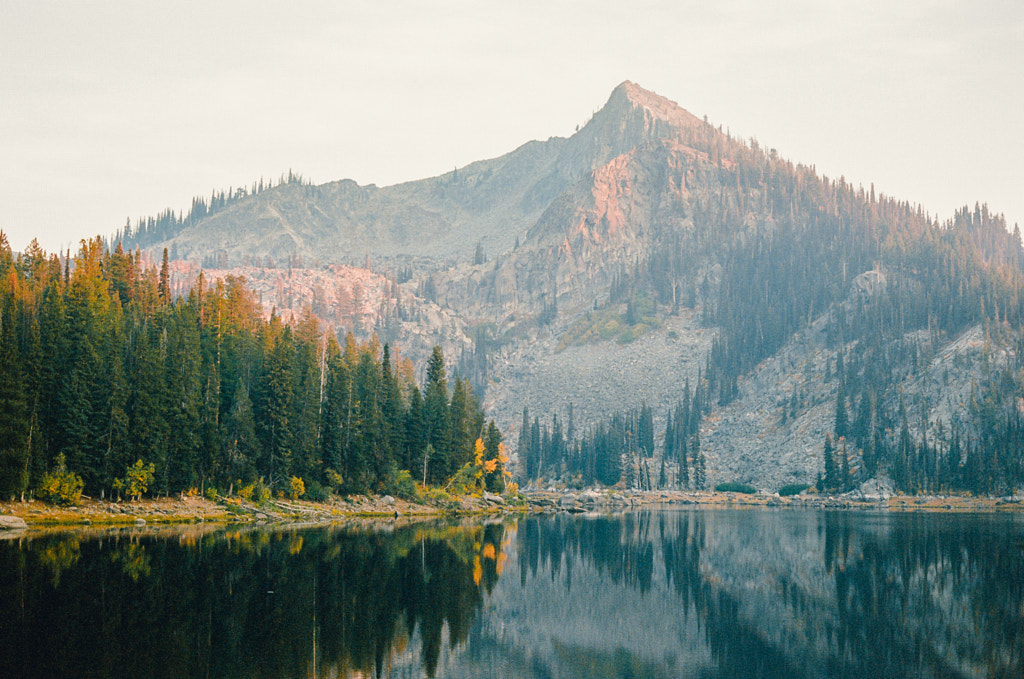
[1,511,1022,679]
[0,519,512,679]
[511,511,1024,679]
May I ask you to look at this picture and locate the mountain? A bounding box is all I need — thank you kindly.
[129,82,700,266]
[125,82,1024,495]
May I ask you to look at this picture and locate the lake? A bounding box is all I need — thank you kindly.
[1,509,1022,678]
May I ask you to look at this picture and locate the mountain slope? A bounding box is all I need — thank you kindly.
[126,82,1024,494]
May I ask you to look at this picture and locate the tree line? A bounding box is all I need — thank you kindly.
[113,170,313,253]
[517,378,714,491]
[0,235,502,502]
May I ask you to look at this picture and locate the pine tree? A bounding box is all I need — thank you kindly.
[483,420,504,491]
[224,378,258,485]
[518,406,531,474]
[694,446,706,490]
[678,427,690,489]
[353,343,384,486]
[259,326,295,488]
[566,402,574,443]
[529,416,542,479]
[288,309,324,484]
[158,247,170,303]
[423,346,450,484]
[639,403,654,457]
[403,385,426,478]
[664,410,675,461]
[0,299,29,500]
[840,438,850,491]
[318,336,346,481]
[834,380,849,440]
[449,376,475,477]
[822,433,836,492]
[380,344,404,471]
[164,300,203,492]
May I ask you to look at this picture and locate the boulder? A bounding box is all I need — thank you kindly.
[0,515,28,530]
[858,476,895,500]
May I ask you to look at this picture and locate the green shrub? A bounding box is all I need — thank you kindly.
[715,481,757,494]
[383,467,417,500]
[254,478,272,505]
[36,454,84,506]
[778,483,811,497]
[324,469,344,493]
[304,480,330,502]
[239,477,271,505]
[447,461,482,497]
[204,486,219,501]
[422,486,460,511]
[121,459,155,501]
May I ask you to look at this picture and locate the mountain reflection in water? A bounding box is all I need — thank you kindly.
[0,510,1021,678]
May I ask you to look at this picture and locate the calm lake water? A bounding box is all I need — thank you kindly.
[1,509,1022,678]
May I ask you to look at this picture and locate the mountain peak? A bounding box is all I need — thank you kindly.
[559,82,707,174]
[605,81,704,132]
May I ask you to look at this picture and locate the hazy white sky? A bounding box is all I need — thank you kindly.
[2,0,1022,252]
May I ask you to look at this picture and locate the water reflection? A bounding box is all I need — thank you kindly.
[0,511,1022,678]
[505,511,1024,679]
[0,520,511,679]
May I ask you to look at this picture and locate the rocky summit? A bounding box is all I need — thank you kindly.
[122,82,1024,492]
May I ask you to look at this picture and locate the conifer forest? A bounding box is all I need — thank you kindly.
[0,236,500,502]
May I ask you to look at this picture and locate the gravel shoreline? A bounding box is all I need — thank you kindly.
[3,488,1020,536]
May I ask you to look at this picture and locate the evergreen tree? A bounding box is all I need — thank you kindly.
[840,438,851,491]
[693,446,706,490]
[158,247,170,302]
[529,416,542,480]
[664,410,675,461]
[224,378,258,486]
[834,381,849,440]
[423,346,450,483]
[483,420,504,491]
[638,403,654,457]
[449,376,476,477]
[0,300,29,500]
[258,325,295,488]
[518,406,531,474]
[165,300,203,492]
[353,343,384,487]
[379,344,404,471]
[822,433,836,492]
[404,385,426,479]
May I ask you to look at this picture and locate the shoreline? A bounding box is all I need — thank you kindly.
[2,488,1021,535]
[521,488,1024,514]
[0,493,457,532]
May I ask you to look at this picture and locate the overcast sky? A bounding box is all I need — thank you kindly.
[2,0,1022,253]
